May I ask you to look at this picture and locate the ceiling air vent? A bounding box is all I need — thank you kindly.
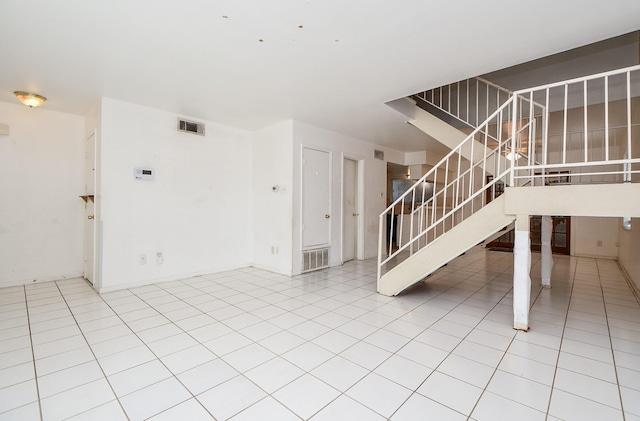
[177,118,205,136]
[374,149,384,160]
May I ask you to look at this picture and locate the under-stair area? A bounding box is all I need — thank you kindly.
[378,66,640,312]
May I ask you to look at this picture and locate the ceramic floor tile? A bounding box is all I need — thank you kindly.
[335,319,379,340]
[229,397,299,421]
[120,377,192,421]
[2,251,640,420]
[395,340,448,369]
[346,372,412,418]
[66,400,128,420]
[108,359,172,397]
[147,332,199,357]
[471,391,546,421]
[0,379,38,413]
[40,378,116,420]
[363,329,411,353]
[146,398,214,420]
[313,330,360,354]
[374,354,434,390]
[438,354,495,389]
[0,362,34,389]
[203,332,252,356]
[617,366,640,391]
[0,402,41,420]
[197,375,267,421]
[486,370,551,412]
[561,338,614,364]
[222,343,276,373]
[30,324,82,345]
[177,359,239,395]
[244,357,304,393]
[621,386,640,417]
[98,345,157,376]
[553,368,621,409]
[282,342,334,371]
[390,393,466,421]
[506,339,559,366]
[82,323,132,345]
[417,372,483,416]
[90,333,144,358]
[0,335,32,355]
[340,342,393,370]
[35,347,95,376]
[557,351,617,383]
[413,329,461,352]
[238,320,282,342]
[497,353,556,386]
[548,389,624,421]
[452,340,505,368]
[311,356,369,392]
[311,395,386,421]
[273,373,340,419]
[37,359,104,398]
[614,350,640,371]
[258,330,306,355]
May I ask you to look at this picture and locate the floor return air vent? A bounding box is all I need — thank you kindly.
[302,247,329,273]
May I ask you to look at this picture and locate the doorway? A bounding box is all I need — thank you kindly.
[342,157,361,262]
[83,130,97,285]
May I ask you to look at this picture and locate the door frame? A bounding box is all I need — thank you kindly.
[341,154,364,263]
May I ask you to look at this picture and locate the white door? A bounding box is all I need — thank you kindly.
[343,158,358,262]
[302,148,331,248]
[84,131,96,285]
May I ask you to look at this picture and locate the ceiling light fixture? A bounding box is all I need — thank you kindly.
[14,91,47,108]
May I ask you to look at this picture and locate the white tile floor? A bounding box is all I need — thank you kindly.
[1,247,640,420]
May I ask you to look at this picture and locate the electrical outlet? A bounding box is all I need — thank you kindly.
[596,240,603,247]
[271,246,279,255]
[156,252,163,264]
[139,255,147,265]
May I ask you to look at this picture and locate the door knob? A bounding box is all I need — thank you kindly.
[325,214,330,219]
[352,213,358,217]
[88,215,94,220]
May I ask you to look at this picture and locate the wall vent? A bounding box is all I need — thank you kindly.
[302,247,329,273]
[374,149,384,160]
[177,118,205,136]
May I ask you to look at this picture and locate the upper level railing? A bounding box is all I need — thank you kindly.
[510,65,640,186]
[378,65,640,284]
[413,77,513,129]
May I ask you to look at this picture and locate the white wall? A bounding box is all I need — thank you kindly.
[99,98,252,291]
[0,102,85,287]
[292,121,389,275]
[619,218,640,289]
[571,217,619,259]
[251,121,294,275]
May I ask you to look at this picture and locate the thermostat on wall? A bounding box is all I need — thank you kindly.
[134,167,154,180]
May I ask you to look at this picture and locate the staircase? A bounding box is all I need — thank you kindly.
[378,65,640,296]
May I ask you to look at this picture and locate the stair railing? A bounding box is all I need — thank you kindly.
[509,64,640,187]
[413,77,513,129]
[377,95,545,284]
[378,64,640,286]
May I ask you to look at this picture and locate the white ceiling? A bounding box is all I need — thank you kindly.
[1,1,639,152]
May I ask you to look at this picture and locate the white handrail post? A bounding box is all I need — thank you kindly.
[510,95,518,187]
[628,71,632,160]
[377,213,383,286]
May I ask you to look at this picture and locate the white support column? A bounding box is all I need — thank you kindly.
[541,215,553,288]
[513,214,531,331]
